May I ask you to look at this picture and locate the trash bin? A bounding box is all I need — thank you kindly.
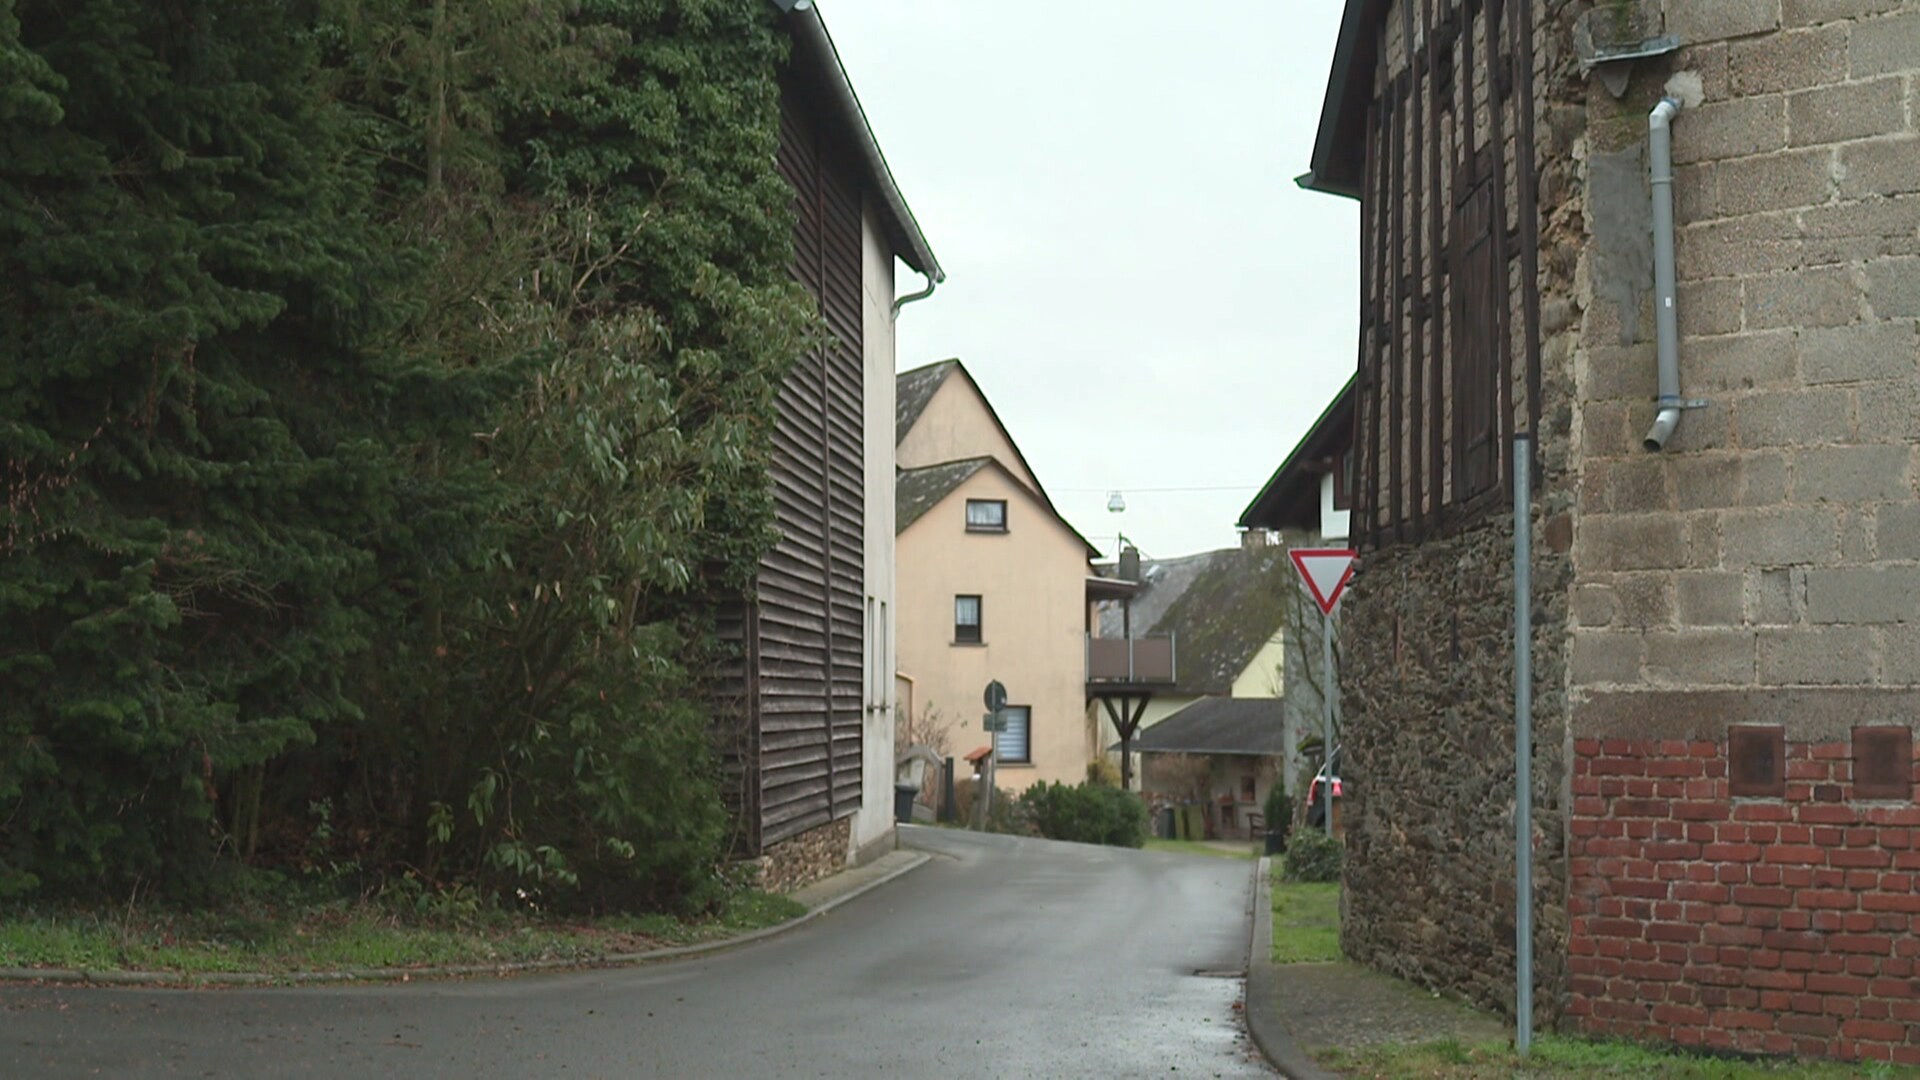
[893,782,919,824]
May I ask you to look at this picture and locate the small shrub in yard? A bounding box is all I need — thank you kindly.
[1283,830,1343,883]
[984,788,1032,836]
[1021,782,1149,848]
[1085,758,1122,788]
[1262,785,1293,846]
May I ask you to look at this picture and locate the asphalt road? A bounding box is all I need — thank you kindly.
[1,827,1271,1078]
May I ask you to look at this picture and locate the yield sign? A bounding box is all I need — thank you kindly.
[1289,548,1358,616]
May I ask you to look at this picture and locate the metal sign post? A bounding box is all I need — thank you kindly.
[1321,610,1336,838]
[980,681,1009,829]
[1513,434,1535,1058]
[1289,549,1357,841]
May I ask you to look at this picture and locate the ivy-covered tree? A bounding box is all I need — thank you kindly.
[2,0,821,913]
[295,0,818,910]
[0,0,408,898]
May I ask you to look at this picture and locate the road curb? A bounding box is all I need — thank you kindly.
[0,850,932,991]
[1245,856,1340,1080]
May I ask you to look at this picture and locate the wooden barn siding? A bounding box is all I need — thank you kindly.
[719,82,869,855]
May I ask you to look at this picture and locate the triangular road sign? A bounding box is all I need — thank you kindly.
[1289,548,1358,616]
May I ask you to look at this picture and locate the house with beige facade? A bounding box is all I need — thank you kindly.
[894,360,1103,792]
[1301,0,1920,1061]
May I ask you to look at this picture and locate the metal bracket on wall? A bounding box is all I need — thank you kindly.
[1658,396,1711,411]
[1573,5,1681,98]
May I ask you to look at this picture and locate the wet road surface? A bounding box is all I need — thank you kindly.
[1,826,1271,1077]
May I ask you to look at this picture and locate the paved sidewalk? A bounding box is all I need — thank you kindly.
[1245,856,1506,1078]
[0,846,930,989]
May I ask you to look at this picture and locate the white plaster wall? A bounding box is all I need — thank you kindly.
[849,203,898,860]
[1319,473,1351,542]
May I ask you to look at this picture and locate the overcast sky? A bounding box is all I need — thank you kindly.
[823,0,1358,561]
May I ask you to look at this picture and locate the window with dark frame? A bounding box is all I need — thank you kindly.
[954,594,982,644]
[965,499,1007,532]
[994,705,1031,764]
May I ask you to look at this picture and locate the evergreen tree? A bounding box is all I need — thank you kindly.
[0,0,402,897]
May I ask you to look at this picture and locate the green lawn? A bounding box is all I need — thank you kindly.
[1142,838,1257,860]
[1269,862,1340,963]
[0,891,805,978]
[1322,1035,1920,1078]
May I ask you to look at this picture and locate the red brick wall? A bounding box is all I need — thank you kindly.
[1568,737,1920,1063]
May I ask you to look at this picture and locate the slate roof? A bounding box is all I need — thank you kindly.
[896,457,992,533]
[895,360,957,446]
[1143,547,1291,696]
[1130,697,1286,757]
[1095,551,1228,640]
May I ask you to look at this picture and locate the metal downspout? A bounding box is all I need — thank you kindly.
[891,273,936,316]
[1644,95,1686,451]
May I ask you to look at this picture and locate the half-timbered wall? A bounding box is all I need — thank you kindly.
[717,79,867,856]
[1352,0,1543,550]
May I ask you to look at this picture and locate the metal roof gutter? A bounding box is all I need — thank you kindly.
[769,0,945,283]
[1238,375,1357,529]
[1300,0,1384,200]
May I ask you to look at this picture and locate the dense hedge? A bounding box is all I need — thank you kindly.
[0,0,813,911]
[1284,831,1344,883]
[1021,782,1150,849]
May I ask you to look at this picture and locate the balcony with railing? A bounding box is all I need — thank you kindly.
[1086,634,1176,689]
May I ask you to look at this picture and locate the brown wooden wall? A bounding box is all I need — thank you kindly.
[717,79,868,855]
[1351,0,1542,551]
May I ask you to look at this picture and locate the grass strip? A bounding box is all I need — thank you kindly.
[1270,862,1340,963]
[1321,1034,1920,1078]
[0,890,805,977]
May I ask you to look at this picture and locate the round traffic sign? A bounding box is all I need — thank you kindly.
[983,679,1007,712]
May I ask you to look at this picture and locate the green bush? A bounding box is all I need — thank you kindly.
[1283,830,1343,883]
[1020,782,1149,848]
[1263,785,1293,846]
[984,787,1032,837]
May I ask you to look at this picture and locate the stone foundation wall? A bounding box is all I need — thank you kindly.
[1568,725,1920,1063]
[1339,510,1573,1025]
[757,816,851,894]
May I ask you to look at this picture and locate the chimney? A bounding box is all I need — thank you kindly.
[1119,545,1141,582]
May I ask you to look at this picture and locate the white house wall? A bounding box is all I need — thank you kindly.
[1319,473,1351,542]
[850,202,898,862]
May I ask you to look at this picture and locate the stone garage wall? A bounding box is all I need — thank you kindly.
[1339,510,1575,1024]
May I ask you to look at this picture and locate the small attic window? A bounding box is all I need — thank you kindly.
[966,499,1007,533]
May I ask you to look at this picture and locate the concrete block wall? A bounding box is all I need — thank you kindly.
[1573,4,1920,694]
[1564,1,1920,1059]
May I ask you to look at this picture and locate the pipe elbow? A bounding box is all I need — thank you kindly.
[1649,96,1682,132]
[1643,407,1682,452]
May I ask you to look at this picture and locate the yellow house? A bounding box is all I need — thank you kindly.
[894,360,1102,793]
